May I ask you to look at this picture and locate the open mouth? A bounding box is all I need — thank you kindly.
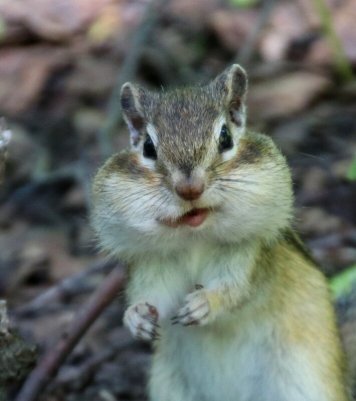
[159,208,210,228]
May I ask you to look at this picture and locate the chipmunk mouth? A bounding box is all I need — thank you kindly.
[159,208,210,228]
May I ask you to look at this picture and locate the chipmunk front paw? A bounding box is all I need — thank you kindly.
[172,289,212,326]
[123,302,160,341]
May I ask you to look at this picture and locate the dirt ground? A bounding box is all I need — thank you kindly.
[0,0,356,400]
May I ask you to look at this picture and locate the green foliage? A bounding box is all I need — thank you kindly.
[312,0,354,82]
[229,0,259,8]
[330,265,356,298]
[346,157,356,181]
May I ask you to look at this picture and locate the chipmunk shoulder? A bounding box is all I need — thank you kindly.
[92,64,351,401]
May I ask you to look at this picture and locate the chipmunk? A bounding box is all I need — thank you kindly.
[92,64,351,401]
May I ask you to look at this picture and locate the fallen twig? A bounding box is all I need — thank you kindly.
[55,329,134,391]
[15,264,126,401]
[14,260,117,317]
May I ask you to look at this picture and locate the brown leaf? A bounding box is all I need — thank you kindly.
[248,72,331,121]
[168,0,220,27]
[209,9,259,52]
[259,2,311,62]
[0,0,111,42]
[0,47,70,114]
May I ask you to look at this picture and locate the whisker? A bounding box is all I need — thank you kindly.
[215,183,262,199]
[215,178,255,184]
[216,190,256,209]
[217,184,286,208]
[101,180,176,219]
[152,194,171,214]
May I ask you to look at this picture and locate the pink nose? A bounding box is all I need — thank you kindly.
[175,181,204,201]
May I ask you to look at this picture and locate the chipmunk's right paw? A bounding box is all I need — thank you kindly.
[123,302,160,341]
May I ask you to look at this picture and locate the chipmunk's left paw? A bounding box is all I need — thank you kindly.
[171,289,211,326]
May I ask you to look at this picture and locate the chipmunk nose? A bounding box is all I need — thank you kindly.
[175,180,205,201]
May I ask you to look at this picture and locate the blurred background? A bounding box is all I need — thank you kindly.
[0,0,355,400]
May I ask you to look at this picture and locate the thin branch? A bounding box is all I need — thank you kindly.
[15,264,126,401]
[14,260,116,317]
[98,0,169,160]
[236,0,277,66]
[55,330,134,390]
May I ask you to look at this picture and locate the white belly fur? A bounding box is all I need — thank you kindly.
[151,305,324,401]
[128,244,334,401]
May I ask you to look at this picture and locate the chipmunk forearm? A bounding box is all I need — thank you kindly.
[201,241,260,317]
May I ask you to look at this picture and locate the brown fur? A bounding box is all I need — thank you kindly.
[264,238,348,398]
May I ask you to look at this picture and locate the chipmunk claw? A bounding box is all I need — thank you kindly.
[124,302,160,341]
[172,289,211,327]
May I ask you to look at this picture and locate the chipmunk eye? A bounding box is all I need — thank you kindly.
[218,124,233,153]
[143,134,157,160]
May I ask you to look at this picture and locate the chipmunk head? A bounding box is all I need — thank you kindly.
[120,64,248,193]
[93,65,292,257]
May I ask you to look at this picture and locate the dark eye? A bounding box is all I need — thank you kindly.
[143,134,157,160]
[218,124,233,153]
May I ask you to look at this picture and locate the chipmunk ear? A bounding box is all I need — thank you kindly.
[213,64,248,129]
[120,83,148,146]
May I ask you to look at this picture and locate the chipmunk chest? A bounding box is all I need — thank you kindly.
[155,245,216,292]
[182,244,221,282]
